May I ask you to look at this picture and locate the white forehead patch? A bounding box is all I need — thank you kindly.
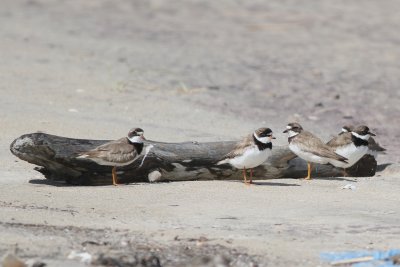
[352,132,370,140]
[341,128,348,133]
[286,125,292,129]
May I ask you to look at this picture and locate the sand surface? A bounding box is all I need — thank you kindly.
[1,0,400,266]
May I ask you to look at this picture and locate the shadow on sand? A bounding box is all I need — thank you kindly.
[226,180,301,186]
[376,163,392,172]
[314,177,357,182]
[29,179,72,187]
[251,181,301,186]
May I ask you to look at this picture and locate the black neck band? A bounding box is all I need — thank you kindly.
[253,135,272,150]
[128,138,144,154]
[352,135,368,147]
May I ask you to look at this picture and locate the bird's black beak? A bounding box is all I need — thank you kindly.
[270,135,276,139]
[283,129,289,133]
[368,131,376,136]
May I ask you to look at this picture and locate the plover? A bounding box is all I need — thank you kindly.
[217,127,275,184]
[336,125,385,159]
[283,122,348,180]
[327,125,375,171]
[77,128,145,185]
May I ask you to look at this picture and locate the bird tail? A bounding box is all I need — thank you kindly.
[335,153,348,163]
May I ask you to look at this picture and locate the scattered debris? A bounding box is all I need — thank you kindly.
[191,254,230,267]
[141,255,161,267]
[176,82,207,94]
[67,251,92,265]
[25,259,46,267]
[216,216,239,220]
[342,184,356,190]
[92,254,161,267]
[92,254,128,266]
[321,249,400,266]
[120,240,129,247]
[315,102,324,107]
[330,256,373,265]
[307,115,319,121]
[391,254,400,264]
[207,86,220,90]
[81,241,104,246]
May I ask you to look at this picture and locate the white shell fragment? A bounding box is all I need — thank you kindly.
[67,251,92,264]
[342,184,356,190]
[148,170,162,182]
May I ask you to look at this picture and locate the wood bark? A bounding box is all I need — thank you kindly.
[10,132,377,185]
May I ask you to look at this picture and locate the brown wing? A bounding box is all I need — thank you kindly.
[81,137,138,163]
[224,134,253,159]
[296,131,348,162]
[326,132,352,148]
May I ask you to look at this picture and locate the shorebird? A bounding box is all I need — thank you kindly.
[217,127,275,184]
[283,122,348,180]
[327,125,375,172]
[77,128,145,185]
[336,125,385,159]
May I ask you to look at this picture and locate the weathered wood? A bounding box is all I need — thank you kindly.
[9,132,377,185]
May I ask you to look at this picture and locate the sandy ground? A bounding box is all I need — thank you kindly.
[1,0,400,266]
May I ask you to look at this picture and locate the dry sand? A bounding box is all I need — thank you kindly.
[1,0,400,266]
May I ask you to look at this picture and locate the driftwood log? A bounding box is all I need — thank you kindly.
[10,132,377,185]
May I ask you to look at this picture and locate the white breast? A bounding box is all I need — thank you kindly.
[331,143,368,168]
[367,150,378,159]
[289,143,330,164]
[227,145,271,169]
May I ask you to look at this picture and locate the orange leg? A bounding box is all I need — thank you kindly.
[305,162,312,180]
[112,166,118,186]
[242,167,250,185]
[249,169,253,184]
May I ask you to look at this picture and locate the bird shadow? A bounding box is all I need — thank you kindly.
[225,180,300,186]
[250,181,301,186]
[29,179,73,187]
[314,177,357,182]
[376,163,392,172]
